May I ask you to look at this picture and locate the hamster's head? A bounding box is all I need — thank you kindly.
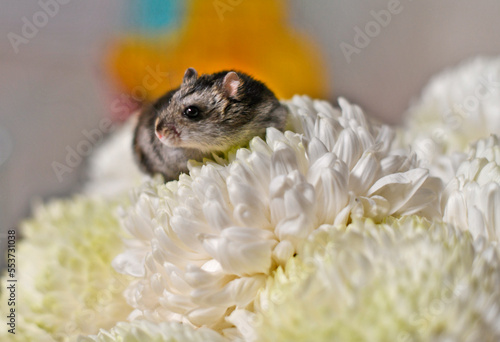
[154,68,285,153]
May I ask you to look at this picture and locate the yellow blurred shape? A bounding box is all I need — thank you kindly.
[108,0,330,101]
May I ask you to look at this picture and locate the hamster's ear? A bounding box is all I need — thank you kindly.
[182,68,198,85]
[222,71,240,98]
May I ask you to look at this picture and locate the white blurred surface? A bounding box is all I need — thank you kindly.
[1,0,500,251]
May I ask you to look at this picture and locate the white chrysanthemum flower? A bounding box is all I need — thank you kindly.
[443,134,500,242]
[83,118,143,198]
[114,96,441,336]
[244,217,500,342]
[78,320,227,342]
[399,56,500,182]
[0,197,133,342]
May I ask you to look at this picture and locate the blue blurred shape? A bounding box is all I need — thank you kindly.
[126,0,185,33]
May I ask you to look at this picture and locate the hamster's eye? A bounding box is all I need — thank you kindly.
[183,106,200,119]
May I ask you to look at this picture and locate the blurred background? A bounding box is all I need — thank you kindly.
[1,0,500,256]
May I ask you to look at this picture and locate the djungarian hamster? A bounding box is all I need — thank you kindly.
[133,68,288,180]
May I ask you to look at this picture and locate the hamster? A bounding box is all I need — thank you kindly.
[133,68,288,180]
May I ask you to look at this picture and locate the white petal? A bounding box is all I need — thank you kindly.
[226,309,259,342]
[266,127,287,147]
[229,161,268,200]
[272,240,295,267]
[192,275,267,308]
[307,137,329,164]
[184,264,225,289]
[444,190,469,232]
[200,227,277,276]
[482,182,500,241]
[338,97,369,129]
[379,154,408,175]
[314,99,341,120]
[203,200,233,232]
[275,181,316,243]
[170,214,211,252]
[233,203,271,230]
[367,168,429,214]
[270,143,300,178]
[314,114,340,151]
[269,175,289,225]
[352,195,390,221]
[374,125,395,155]
[477,161,500,185]
[249,136,273,155]
[154,226,204,267]
[187,306,228,327]
[112,249,147,277]
[349,152,380,194]
[162,263,193,294]
[457,158,486,181]
[308,157,349,224]
[467,205,487,239]
[396,176,442,217]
